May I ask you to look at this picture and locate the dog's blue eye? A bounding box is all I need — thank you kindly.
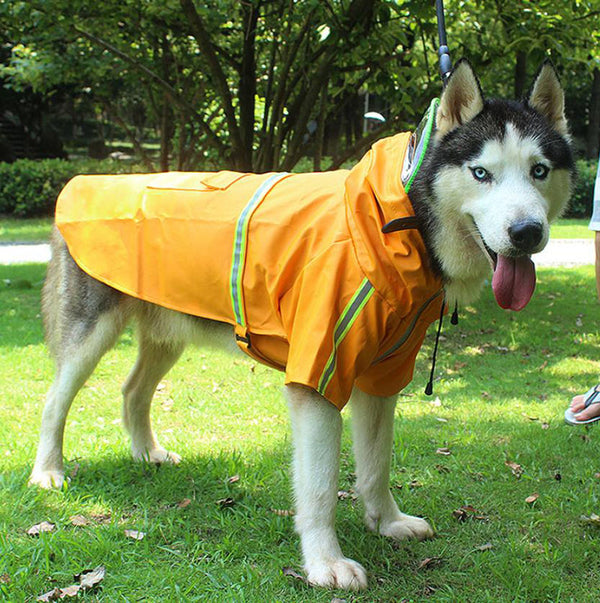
[470,167,491,182]
[532,164,549,180]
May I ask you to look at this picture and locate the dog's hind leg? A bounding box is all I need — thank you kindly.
[286,385,368,591]
[350,388,433,541]
[30,310,128,489]
[121,332,184,464]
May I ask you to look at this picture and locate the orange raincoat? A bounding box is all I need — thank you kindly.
[56,132,444,410]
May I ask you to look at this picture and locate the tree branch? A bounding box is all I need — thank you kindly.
[180,0,248,168]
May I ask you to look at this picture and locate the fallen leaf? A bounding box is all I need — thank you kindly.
[505,461,523,478]
[177,498,192,509]
[37,566,105,601]
[282,566,309,585]
[430,397,442,407]
[538,360,548,371]
[417,556,442,570]
[227,475,240,484]
[124,529,146,540]
[580,513,600,526]
[435,464,450,474]
[0,574,10,584]
[27,521,56,536]
[69,515,90,527]
[452,508,468,522]
[77,566,106,589]
[525,493,539,504]
[89,513,111,524]
[476,542,493,552]
[270,508,294,516]
[59,585,81,597]
[541,422,550,430]
[217,497,235,508]
[408,480,423,489]
[452,505,488,522]
[37,587,63,601]
[436,447,451,456]
[594,472,600,479]
[522,413,539,422]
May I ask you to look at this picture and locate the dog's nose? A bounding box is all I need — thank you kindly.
[508,220,544,252]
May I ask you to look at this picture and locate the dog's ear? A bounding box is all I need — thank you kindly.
[436,59,484,136]
[528,61,569,137]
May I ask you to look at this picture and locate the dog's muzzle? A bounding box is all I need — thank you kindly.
[508,219,544,254]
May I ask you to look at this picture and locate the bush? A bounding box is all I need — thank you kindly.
[567,158,598,218]
[0,158,148,217]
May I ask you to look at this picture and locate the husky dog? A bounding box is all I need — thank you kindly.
[30,60,573,590]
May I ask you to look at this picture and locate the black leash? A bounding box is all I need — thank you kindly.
[380,2,458,396]
[435,0,452,87]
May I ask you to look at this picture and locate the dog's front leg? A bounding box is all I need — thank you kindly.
[351,388,433,541]
[286,385,368,591]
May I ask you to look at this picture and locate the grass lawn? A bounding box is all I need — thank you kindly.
[2,262,600,601]
[550,218,593,239]
[0,217,54,243]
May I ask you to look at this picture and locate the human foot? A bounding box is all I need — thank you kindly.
[565,386,600,425]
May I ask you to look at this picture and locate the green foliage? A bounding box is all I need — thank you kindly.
[0,1,598,170]
[0,158,147,217]
[567,158,599,218]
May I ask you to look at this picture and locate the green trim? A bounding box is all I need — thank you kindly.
[230,173,288,327]
[317,278,375,395]
[405,97,439,194]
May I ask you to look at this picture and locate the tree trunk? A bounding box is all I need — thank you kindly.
[514,50,527,99]
[239,2,259,168]
[313,85,328,171]
[586,67,600,160]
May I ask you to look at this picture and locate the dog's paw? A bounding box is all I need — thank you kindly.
[378,514,434,542]
[132,447,182,465]
[28,469,65,490]
[305,557,368,591]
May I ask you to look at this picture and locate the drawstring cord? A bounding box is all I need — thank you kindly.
[451,301,459,325]
[425,298,458,395]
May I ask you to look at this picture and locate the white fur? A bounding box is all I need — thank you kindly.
[286,385,431,590]
[431,123,571,305]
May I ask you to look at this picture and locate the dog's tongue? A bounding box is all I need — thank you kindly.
[491,255,536,311]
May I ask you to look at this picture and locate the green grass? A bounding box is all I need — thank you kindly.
[550,218,593,239]
[0,216,592,245]
[2,263,600,601]
[0,217,53,243]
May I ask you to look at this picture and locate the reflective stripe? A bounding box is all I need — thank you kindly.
[403,97,439,194]
[374,289,443,363]
[318,278,375,395]
[230,173,289,326]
